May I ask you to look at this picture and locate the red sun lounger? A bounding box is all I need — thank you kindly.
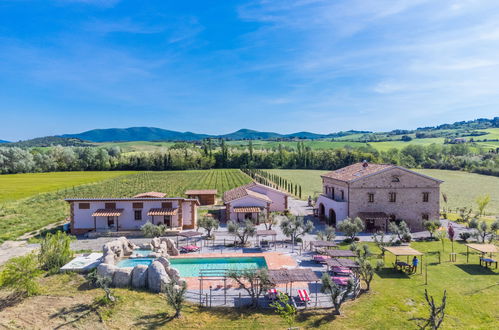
[298,289,311,302]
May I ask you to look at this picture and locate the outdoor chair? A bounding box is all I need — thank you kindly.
[332,276,350,286]
[331,266,353,277]
[297,289,311,303]
[180,245,200,253]
[267,288,278,301]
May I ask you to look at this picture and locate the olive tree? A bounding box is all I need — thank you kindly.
[321,273,353,315]
[197,216,219,238]
[227,268,273,308]
[316,225,336,241]
[228,220,256,246]
[388,220,411,242]
[337,217,365,241]
[280,215,314,252]
[423,220,441,239]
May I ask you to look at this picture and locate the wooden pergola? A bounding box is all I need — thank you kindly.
[310,240,337,251]
[465,243,498,263]
[324,258,360,271]
[322,249,357,258]
[268,268,321,304]
[255,230,277,249]
[383,246,423,274]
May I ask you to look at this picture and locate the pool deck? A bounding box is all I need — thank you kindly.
[171,252,297,289]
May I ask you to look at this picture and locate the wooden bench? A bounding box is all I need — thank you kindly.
[480,257,498,269]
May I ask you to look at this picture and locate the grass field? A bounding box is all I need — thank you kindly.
[0,169,251,241]
[0,171,136,202]
[0,240,496,329]
[97,141,176,152]
[267,168,499,215]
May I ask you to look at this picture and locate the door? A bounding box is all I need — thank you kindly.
[366,219,375,232]
[328,209,337,227]
[164,215,172,227]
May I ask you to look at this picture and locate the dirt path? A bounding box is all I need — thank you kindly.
[0,240,38,265]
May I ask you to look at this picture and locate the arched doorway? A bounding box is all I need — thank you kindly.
[328,209,337,227]
[318,203,325,220]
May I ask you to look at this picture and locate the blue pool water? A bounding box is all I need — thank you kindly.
[133,249,153,256]
[170,257,267,277]
[117,258,154,268]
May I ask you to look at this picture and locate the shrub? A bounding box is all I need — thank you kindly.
[141,222,166,237]
[459,232,471,242]
[163,280,187,318]
[423,220,441,239]
[0,252,42,296]
[38,231,74,273]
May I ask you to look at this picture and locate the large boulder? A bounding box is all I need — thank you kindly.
[157,257,170,269]
[103,253,116,265]
[151,237,161,249]
[96,263,117,281]
[113,268,133,288]
[165,266,181,283]
[148,261,170,293]
[139,243,153,250]
[132,265,149,289]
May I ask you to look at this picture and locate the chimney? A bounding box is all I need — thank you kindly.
[362,160,368,168]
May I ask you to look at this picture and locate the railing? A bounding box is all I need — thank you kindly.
[319,194,347,203]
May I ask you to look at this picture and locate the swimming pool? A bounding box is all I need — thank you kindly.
[132,249,153,256]
[170,257,268,277]
[116,257,154,268]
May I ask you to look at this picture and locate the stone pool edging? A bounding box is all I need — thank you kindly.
[96,236,184,292]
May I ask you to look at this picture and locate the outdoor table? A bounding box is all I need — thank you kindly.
[395,261,411,272]
[480,257,498,269]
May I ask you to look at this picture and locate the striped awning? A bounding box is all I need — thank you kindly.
[147,208,178,216]
[233,207,262,213]
[92,209,123,217]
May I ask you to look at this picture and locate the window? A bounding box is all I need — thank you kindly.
[341,190,344,200]
[392,176,400,182]
[389,192,397,202]
[422,213,429,221]
[134,210,142,221]
[162,202,173,208]
[368,193,374,203]
[132,202,143,209]
[331,187,335,199]
[107,216,115,226]
[78,203,90,209]
[105,202,116,209]
[422,192,429,202]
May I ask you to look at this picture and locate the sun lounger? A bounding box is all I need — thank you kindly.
[331,266,352,276]
[297,289,311,302]
[313,255,330,263]
[332,276,350,286]
[180,245,200,253]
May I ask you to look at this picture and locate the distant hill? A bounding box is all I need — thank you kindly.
[219,129,283,140]
[5,136,92,148]
[0,140,10,144]
[62,127,210,142]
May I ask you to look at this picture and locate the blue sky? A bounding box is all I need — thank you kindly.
[1,0,499,141]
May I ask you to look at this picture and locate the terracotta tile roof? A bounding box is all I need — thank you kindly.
[92,209,124,217]
[185,189,218,195]
[133,192,167,198]
[147,208,178,216]
[223,183,272,203]
[322,162,394,182]
[233,206,263,213]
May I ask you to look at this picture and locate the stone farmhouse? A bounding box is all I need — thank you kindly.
[316,162,442,232]
[66,191,199,235]
[223,182,289,222]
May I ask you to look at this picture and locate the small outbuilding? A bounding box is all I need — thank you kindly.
[185,189,218,205]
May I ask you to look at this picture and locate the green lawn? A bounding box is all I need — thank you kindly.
[2,241,497,329]
[267,168,499,216]
[0,171,136,202]
[0,169,251,241]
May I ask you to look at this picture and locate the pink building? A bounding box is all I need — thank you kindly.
[223,182,289,222]
[316,162,442,232]
[66,192,199,235]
